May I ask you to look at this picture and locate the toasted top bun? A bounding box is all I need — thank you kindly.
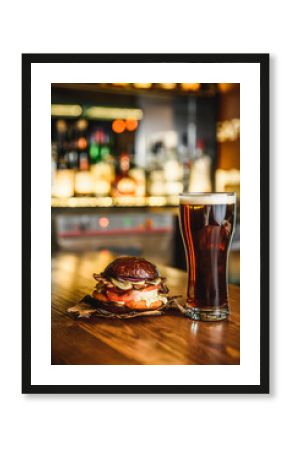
[102,256,160,280]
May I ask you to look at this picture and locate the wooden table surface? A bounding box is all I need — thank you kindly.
[52,251,240,365]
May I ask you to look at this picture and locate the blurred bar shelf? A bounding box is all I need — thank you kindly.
[51,195,180,208]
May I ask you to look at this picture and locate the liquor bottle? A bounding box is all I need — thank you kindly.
[99,130,111,160]
[55,119,68,150]
[188,139,212,192]
[127,144,146,197]
[163,146,184,195]
[129,164,146,197]
[51,142,57,190]
[179,132,191,192]
[147,141,166,196]
[52,143,75,198]
[74,138,94,196]
[112,152,137,197]
[66,124,79,170]
[89,129,101,165]
[79,150,90,171]
[90,128,114,196]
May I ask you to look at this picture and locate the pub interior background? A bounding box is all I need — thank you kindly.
[51,83,240,285]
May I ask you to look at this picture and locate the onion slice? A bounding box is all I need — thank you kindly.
[110,277,133,290]
[146,277,161,285]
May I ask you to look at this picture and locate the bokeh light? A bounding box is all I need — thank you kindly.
[112,119,126,133]
[181,83,200,91]
[99,217,109,228]
[126,118,138,132]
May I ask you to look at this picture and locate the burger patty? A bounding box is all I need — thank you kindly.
[92,290,166,311]
[92,283,168,309]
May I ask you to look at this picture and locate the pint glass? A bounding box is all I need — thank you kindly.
[179,192,236,321]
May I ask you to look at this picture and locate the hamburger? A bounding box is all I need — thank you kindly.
[92,256,169,312]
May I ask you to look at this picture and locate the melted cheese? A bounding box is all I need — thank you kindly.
[132,289,167,307]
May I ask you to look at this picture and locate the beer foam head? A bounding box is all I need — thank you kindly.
[179,192,236,205]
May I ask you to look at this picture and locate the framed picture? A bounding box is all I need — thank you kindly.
[22,53,269,394]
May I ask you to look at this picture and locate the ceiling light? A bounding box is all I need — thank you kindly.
[51,104,82,117]
[85,106,143,120]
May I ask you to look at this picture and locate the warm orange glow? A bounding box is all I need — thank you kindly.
[218,83,236,93]
[99,217,109,228]
[76,119,88,130]
[120,154,130,172]
[112,83,129,86]
[134,83,152,89]
[78,137,87,149]
[52,170,74,198]
[216,118,240,142]
[94,179,111,196]
[99,249,111,255]
[112,119,126,133]
[56,120,67,132]
[116,177,136,195]
[125,118,138,132]
[160,83,176,89]
[181,83,200,91]
[74,172,94,195]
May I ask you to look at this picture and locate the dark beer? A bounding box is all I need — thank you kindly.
[179,193,236,321]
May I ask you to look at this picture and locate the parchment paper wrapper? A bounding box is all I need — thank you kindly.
[67,295,185,319]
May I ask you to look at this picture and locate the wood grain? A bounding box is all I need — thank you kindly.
[52,251,240,365]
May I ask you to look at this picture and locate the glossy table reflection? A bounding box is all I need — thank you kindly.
[52,251,240,365]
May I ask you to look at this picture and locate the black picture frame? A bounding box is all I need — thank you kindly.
[22,53,269,394]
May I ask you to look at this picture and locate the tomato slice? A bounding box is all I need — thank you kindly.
[106,285,160,302]
[143,285,160,291]
[106,289,133,303]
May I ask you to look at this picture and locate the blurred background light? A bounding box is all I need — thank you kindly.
[181,83,200,91]
[159,83,176,90]
[85,106,143,120]
[133,83,152,89]
[99,217,109,228]
[51,104,82,117]
[218,83,236,93]
[112,119,126,133]
[125,118,138,132]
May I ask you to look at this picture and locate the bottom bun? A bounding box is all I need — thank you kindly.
[125,299,163,310]
[92,290,164,311]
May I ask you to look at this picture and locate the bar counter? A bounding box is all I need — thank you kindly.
[52,251,240,365]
